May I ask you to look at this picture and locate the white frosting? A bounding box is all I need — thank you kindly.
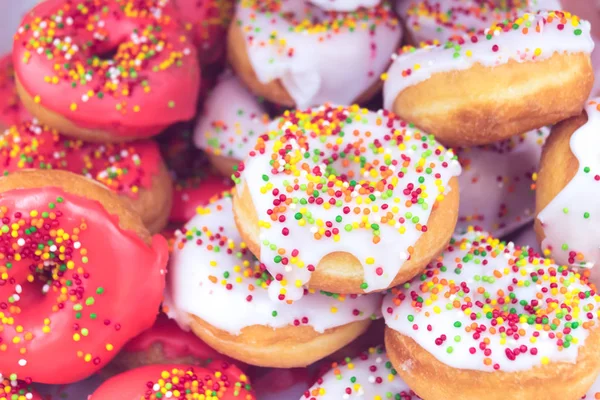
[383,10,594,109]
[456,127,549,237]
[300,346,421,399]
[538,98,600,268]
[383,230,600,372]
[166,196,381,335]
[235,0,402,108]
[194,73,270,161]
[309,0,380,11]
[397,0,563,44]
[238,105,461,302]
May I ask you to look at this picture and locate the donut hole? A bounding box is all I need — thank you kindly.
[96,46,120,63]
[18,262,64,309]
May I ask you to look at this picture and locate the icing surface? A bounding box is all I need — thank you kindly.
[235,0,401,108]
[194,73,270,161]
[301,346,421,399]
[167,196,381,334]
[383,10,594,109]
[398,0,562,44]
[90,363,255,399]
[0,187,168,384]
[538,98,600,268]
[309,0,380,11]
[174,0,233,64]
[383,229,600,372]
[0,120,162,199]
[13,0,200,137]
[456,127,549,237]
[0,55,29,128]
[233,105,461,302]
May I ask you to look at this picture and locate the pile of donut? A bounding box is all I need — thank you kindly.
[2,0,600,399]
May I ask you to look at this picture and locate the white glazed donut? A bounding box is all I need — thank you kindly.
[166,195,382,367]
[194,73,271,176]
[383,229,600,399]
[229,0,402,108]
[383,10,594,147]
[299,346,422,399]
[309,0,381,11]
[456,127,550,237]
[398,0,563,44]
[231,104,462,302]
[537,98,600,268]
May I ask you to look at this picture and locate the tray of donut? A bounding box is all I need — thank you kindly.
[4,0,600,399]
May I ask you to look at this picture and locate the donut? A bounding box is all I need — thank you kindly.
[106,313,240,375]
[0,55,30,130]
[232,104,461,301]
[228,0,402,108]
[536,98,600,268]
[397,0,562,44]
[456,127,549,237]
[0,120,172,233]
[0,377,40,400]
[173,0,234,66]
[13,0,200,142]
[301,346,421,399]
[194,73,271,177]
[383,229,600,400]
[0,170,168,384]
[170,174,233,224]
[309,0,381,11]
[165,195,381,367]
[383,10,594,147]
[90,363,255,399]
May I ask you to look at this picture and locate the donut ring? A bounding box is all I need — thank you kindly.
[106,313,241,376]
[397,0,562,44]
[0,170,168,384]
[383,11,594,147]
[228,0,402,108]
[383,229,600,400]
[301,346,422,399]
[173,0,234,65]
[0,120,173,234]
[0,377,41,400]
[194,73,271,177]
[166,195,381,368]
[0,55,30,131]
[13,0,200,142]
[232,105,461,301]
[456,127,549,237]
[536,98,600,268]
[90,363,255,399]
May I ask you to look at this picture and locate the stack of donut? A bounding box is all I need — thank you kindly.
[2,0,600,399]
